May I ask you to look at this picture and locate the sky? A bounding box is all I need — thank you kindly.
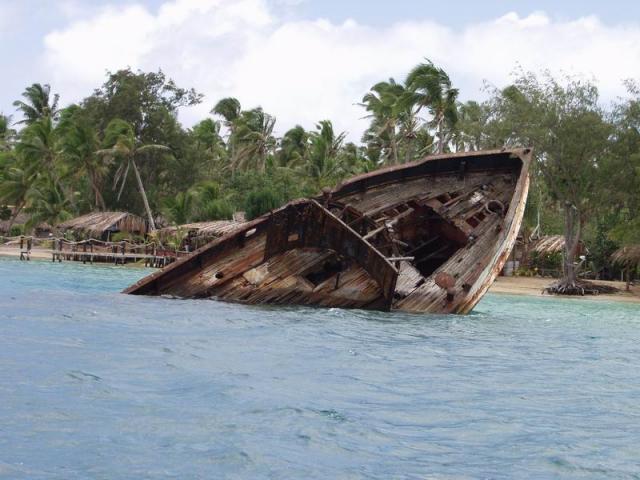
[2,0,640,141]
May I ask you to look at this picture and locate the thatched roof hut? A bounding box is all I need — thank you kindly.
[157,220,244,251]
[0,212,52,237]
[0,212,28,235]
[532,235,566,255]
[159,220,242,239]
[611,245,640,268]
[532,235,586,256]
[58,212,147,240]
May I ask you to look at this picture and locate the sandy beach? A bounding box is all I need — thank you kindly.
[0,246,53,260]
[490,276,640,304]
[2,246,638,304]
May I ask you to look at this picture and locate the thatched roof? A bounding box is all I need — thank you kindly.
[232,211,246,223]
[0,212,51,235]
[532,235,587,257]
[532,235,566,255]
[611,245,640,267]
[158,220,242,239]
[0,212,29,234]
[58,212,147,236]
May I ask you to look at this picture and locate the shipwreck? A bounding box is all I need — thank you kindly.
[125,148,531,314]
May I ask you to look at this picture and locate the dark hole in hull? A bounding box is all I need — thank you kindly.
[305,257,344,287]
[396,206,468,278]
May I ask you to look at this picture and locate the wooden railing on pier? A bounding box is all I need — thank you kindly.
[1,235,188,268]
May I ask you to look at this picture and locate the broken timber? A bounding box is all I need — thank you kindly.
[124,148,532,314]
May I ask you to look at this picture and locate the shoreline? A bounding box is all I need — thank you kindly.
[0,246,53,260]
[2,247,639,304]
[489,276,640,304]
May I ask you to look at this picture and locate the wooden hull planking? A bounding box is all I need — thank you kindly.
[124,148,532,314]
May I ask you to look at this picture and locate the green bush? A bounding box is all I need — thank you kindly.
[245,188,283,220]
[9,224,24,237]
[164,227,188,251]
[111,232,145,243]
[530,250,562,274]
[228,168,309,220]
[196,198,234,221]
[515,267,535,277]
[0,205,11,221]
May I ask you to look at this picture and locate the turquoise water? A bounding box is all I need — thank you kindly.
[1,257,639,479]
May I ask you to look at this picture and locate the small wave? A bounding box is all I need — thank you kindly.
[316,409,347,422]
[67,370,102,382]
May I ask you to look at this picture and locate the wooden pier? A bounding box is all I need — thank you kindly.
[50,249,175,267]
[9,236,179,268]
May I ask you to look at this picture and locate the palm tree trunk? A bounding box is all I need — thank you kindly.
[437,114,445,154]
[405,134,414,164]
[96,189,107,212]
[131,159,156,232]
[117,161,131,201]
[562,204,580,286]
[90,173,106,211]
[391,129,400,165]
[5,200,26,235]
[229,128,237,179]
[626,266,631,291]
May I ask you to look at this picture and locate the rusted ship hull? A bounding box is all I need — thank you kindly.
[125,149,531,314]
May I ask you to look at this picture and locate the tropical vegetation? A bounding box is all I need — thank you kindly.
[1,62,639,290]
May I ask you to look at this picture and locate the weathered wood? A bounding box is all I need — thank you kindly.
[125,148,532,315]
[260,200,399,303]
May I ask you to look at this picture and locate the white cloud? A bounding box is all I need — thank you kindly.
[44,4,155,87]
[41,2,640,141]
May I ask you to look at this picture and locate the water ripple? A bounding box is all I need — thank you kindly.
[1,257,640,479]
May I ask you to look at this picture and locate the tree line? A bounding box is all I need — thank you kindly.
[1,61,639,287]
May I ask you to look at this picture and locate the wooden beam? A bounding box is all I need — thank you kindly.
[363,208,415,241]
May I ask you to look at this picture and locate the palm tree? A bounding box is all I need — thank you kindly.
[212,97,241,164]
[162,191,194,225]
[0,166,32,233]
[24,175,72,232]
[2,118,64,233]
[15,117,58,178]
[306,120,347,190]
[338,142,364,174]
[360,79,406,165]
[397,103,422,163]
[356,137,384,173]
[277,125,308,168]
[404,60,459,154]
[60,121,109,211]
[454,100,488,151]
[13,83,60,125]
[190,119,230,177]
[96,119,171,231]
[212,97,241,125]
[233,108,276,172]
[0,114,15,151]
[412,127,437,158]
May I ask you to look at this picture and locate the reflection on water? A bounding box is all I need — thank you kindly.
[1,258,639,479]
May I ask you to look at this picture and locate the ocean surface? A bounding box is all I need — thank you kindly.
[1,257,639,479]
